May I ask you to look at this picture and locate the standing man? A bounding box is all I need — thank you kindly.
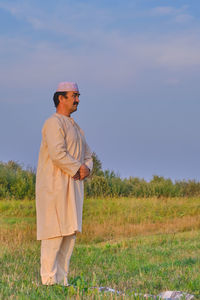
[36,82,93,286]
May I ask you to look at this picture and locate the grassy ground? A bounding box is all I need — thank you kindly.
[1,197,200,299]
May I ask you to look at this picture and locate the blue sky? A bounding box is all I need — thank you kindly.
[0,0,200,180]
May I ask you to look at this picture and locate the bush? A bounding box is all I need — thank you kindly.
[1,157,200,199]
[0,161,35,200]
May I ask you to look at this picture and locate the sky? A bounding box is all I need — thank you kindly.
[0,0,200,181]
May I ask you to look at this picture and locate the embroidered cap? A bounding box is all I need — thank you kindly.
[56,82,79,92]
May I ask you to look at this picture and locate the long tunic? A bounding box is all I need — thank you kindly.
[36,113,93,240]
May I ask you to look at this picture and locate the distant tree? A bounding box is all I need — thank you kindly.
[90,152,104,177]
[7,160,22,172]
[150,175,165,183]
[104,169,118,179]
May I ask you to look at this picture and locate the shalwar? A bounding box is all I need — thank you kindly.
[41,234,76,285]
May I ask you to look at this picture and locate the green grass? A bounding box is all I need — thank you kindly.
[1,231,200,299]
[1,198,200,299]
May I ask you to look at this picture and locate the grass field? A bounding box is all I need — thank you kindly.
[1,197,200,299]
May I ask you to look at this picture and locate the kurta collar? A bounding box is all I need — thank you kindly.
[55,113,75,125]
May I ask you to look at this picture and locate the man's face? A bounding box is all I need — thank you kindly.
[59,91,80,114]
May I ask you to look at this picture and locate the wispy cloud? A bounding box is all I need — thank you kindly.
[0,0,200,102]
[0,30,200,102]
[0,1,22,16]
[0,0,114,39]
[174,14,194,24]
[150,5,188,16]
[149,5,194,24]
[150,6,179,16]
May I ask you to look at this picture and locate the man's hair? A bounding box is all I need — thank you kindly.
[53,92,67,108]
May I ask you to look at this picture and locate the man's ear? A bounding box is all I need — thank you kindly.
[58,94,63,104]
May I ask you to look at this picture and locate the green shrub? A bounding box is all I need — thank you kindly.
[0,161,35,200]
[1,158,200,200]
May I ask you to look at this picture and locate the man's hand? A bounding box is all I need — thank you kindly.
[79,164,90,180]
[72,170,80,181]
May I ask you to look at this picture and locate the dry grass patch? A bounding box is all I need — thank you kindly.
[1,197,200,245]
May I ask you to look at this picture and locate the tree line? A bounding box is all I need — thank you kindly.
[1,154,200,199]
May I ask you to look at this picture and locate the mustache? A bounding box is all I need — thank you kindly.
[73,102,79,105]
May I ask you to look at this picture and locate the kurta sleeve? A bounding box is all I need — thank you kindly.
[84,142,93,171]
[43,117,81,177]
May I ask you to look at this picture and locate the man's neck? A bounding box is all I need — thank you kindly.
[56,108,71,117]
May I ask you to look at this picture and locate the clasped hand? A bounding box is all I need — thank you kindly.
[72,164,90,181]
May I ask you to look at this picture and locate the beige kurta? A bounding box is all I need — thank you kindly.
[36,113,93,240]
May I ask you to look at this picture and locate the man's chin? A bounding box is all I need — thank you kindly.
[71,107,78,113]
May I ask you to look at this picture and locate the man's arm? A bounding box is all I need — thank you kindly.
[77,142,93,180]
[84,142,93,173]
[43,117,81,177]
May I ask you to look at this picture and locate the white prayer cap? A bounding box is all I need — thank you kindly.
[56,82,79,92]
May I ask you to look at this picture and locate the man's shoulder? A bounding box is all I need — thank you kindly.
[45,113,64,124]
[42,114,62,130]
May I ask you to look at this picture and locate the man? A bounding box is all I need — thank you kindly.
[36,82,93,286]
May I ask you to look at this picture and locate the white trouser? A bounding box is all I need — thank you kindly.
[40,234,76,285]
